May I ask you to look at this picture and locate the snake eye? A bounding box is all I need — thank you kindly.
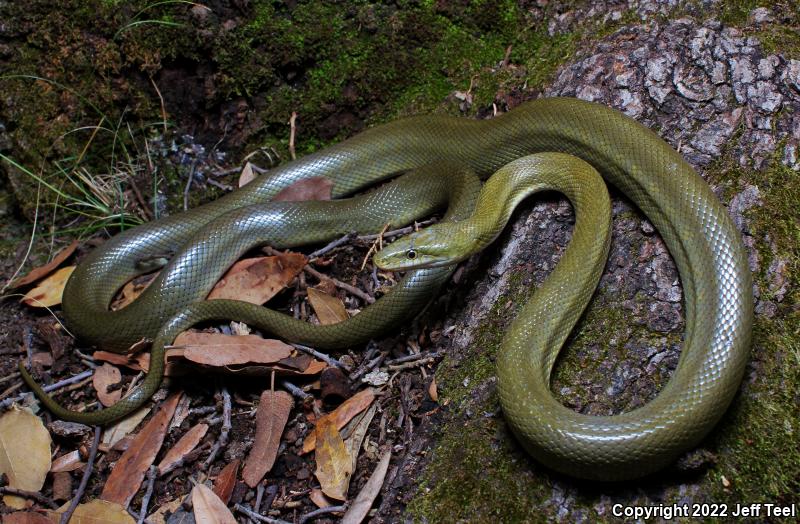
[406,249,417,260]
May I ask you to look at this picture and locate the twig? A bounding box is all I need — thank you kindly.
[0,486,58,509]
[253,483,265,521]
[183,160,198,211]
[204,388,232,466]
[23,326,34,368]
[303,264,375,304]
[385,351,441,366]
[357,218,437,242]
[298,505,348,523]
[128,177,154,221]
[350,352,386,382]
[288,112,298,160]
[0,382,23,402]
[0,371,20,385]
[137,466,158,524]
[206,178,233,191]
[387,355,440,372]
[234,503,292,524]
[291,343,349,371]
[1,369,94,409]
[60,425,101,524]
[308,232,356,259]
[279,380,311,401]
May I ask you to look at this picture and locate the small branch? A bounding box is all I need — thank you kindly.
[303,264,375,304]
[279,380,311,401]
[2,369,94,409]
[387,354,440,372]
[298,505,348,523]
[137,466,158,524]
[385,351,441,366]
[288,112,298,160]
[357,219,437,242]
[204,388,232,466]
[234,504,292,524]
[183,160,198,212]
[0,486,58,509]
[60,425,101,524]
[308,233,356,260]
[291,343,349,371]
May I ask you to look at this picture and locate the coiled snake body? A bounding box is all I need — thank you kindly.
[20,98,753,481]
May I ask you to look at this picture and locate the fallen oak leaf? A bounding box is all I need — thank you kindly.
[175,332,293,367]
[222,358,327,377]
[207,253,306,304]
[8,240,78,289]
[242,390,293,487]
[110,272,158,311]
[157,423,209,475]
[101,406,151,451]
[0,407,52,509]
[93,348,187,376]
[302,388,375,454]
[100,393,181,507]
[314,418,353,501]
[92,363,122,407]
[191,483,237,524]
[309,488,335,509]
[21,266,75,308]
[212,459,240,504]
[307,287,349,325]
[272,175,332,202]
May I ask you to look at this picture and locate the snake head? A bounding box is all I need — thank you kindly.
[373,224,456,270]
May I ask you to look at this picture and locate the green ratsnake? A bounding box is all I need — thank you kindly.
[19,98,753,481]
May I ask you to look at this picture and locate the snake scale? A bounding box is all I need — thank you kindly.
[20,98,753,481]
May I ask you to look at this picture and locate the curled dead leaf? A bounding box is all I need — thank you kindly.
[272,176,332,202]
[8,240,78,289]
[307,287,349,325]
[21,266,75,308]
[302,388,375,454]
[208,253,306,304]
[92,363,122,407]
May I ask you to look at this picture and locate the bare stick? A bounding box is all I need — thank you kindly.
[280,380,311,401]
[0,486,58,509]
[303,265,375,304]
[204,388,232,466]
[291,343,349,371]
[137,466,158,524]
[288,112,298,160]
[60,425,101,524]
[298,505,348,523]
[308,232,356,259]
[386,351,441,366]
[357,219,437,242]
[234,503,293,524]
[2,369,94,409]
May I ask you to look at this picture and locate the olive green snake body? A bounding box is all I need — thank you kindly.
[19,98,753,481]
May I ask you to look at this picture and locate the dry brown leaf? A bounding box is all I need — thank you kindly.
[212,459,240,504]
[92,363,122,407]
[191,483,237,524]
[100,393,181,507]
[208,253,306,304]
[8,240,78,289]
[48,499,135,523]
[101,406,151,450]
[0,407,52,509]
[51,471,72,502]
[307,287,348,325]
[428,377,438,402]
[110,272,157,311]
[93,348,186,376]
[238,161,256,187]
[309,488,334,509]
[175,332,293,367]
[341,450,392,524]
[21,266,75,308]
[157,423,208,474]
[272,176,333,202]
[50,450,84,473]
[302,388,375,454]
[242,390,293,487]
[343,404,378,473]
[3,511,53,523]
[314,418,353,501]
